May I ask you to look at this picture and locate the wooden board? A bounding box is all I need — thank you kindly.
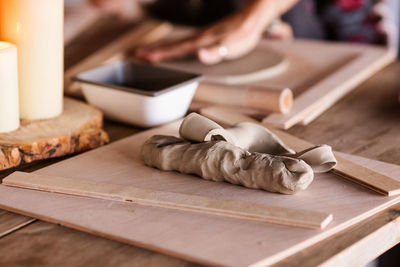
[0,122,400,266]
[0,220,190,267]
[0,97,109,171]
[3,172,333,229]
[186,39,395,129]
[0,210,34,238]
[64,2,102,46]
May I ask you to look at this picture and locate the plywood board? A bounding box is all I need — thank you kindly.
[182,39,395,129]
[260,41,395,129]
[0,122,400,266]
[3,172,333,230]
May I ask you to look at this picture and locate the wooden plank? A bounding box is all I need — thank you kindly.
[179,39,395,128]
[0,122,400,266]
[333,158,400,197]
[273,202,400,267]
[299,48,397,127]
[199,106,400,196]
[0,220,191,267]
[261,41,396,129]
[0,210,35,238]
[2,172,332,229]
[64,2,102,45]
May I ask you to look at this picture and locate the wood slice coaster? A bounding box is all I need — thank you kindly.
[0,98,109,171]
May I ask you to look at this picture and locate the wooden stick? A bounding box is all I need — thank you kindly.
[194,83,293,114]
[64,20,173,96]
[2,172,333,229]
[262,45,396,129]
[199,106,400,196]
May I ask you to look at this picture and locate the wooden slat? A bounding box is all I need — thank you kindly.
[333,158,400,197]
[0,210,35,238]
[273,203,400,267]
[199,106,400,196]
[2,172,332,230]
[262,42,396,129]
[299,48,397,127]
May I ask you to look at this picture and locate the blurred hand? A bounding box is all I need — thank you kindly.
[89,0,126,14]
[136,0,295,65]
[89,0,143,19]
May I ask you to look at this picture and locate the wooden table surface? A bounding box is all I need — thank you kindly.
[0,62,400,266]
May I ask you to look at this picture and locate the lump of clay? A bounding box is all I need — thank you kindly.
[140,135,314,194]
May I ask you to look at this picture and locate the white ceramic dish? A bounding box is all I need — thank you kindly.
[73,61,202,127]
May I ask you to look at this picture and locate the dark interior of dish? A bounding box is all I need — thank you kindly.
[73,61,201,96]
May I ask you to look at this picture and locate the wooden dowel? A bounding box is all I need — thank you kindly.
[199,106,400,196]
[194,83,293,114]
[2,172,333,229]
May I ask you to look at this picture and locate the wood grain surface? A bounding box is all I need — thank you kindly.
[181,39,394,129]
[1,122,400,266]
[0,61,395,267]
[273,202,400,267]
[0,16,399,267]
[0,210,35,238]
[0,220,198,267]
[3,172,333,229]
[261,40,395,129]
[0,98,109,171]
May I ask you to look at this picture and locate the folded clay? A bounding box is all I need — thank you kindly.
[142,113,337,194]
[179,113,294,154]
[140,135,314,194]
[179,112,238,144]
[292,145,337,173]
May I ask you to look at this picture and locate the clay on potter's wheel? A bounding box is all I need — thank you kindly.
[140,135,314,194]
[160,45,288,85]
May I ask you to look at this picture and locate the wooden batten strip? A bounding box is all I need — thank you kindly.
[333,158,400,197]
[200,106,400,197]
[262,46,396,129]
[2,172,332,230]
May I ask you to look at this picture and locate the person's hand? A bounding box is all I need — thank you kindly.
[89,0,125,14]
[136,0,296,65]
[88,0,142,18]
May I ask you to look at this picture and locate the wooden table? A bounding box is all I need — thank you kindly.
[0,61,399,266]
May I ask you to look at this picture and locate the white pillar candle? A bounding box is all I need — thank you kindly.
[0,0,64,120]
[0,42,19,133]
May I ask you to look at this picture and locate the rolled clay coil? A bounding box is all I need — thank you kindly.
[141,135,314,194]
